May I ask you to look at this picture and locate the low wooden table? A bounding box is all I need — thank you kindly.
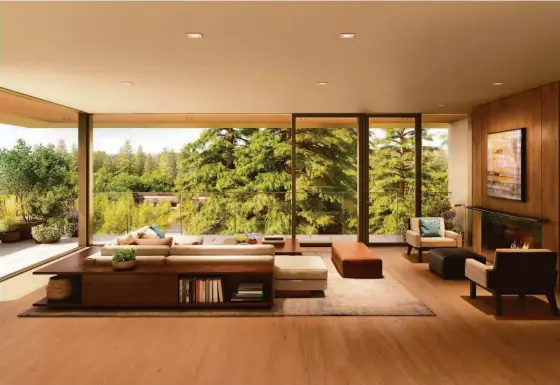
[222,238,303,255]
[33,248,274,309]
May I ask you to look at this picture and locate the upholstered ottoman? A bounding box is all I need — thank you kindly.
[429,248,486,279]
[331,242,383,278]
[274,255,328,294]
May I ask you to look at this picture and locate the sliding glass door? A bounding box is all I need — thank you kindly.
[294,116,358,244]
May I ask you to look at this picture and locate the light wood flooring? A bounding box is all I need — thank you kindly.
[1,246,560,385]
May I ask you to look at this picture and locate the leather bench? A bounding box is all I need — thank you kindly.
[331,242,383,278]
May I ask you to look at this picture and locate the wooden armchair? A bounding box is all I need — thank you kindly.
[466,249,559,316]
[406,217,462,262]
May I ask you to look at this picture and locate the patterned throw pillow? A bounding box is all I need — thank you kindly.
[139,227,159,239]
[117,234,135,245]
[419,218,442,238]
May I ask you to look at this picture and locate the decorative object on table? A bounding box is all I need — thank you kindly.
[263,235,285,245]
[31,224,62,244]
[0,216,22,243]
[112,248,137,270]
[234,233,248,244]
[487,128,526,201]
[247,233,259,245]
[46,276,73,301]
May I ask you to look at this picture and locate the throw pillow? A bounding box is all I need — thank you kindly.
[135,237,173,246]
[129,226,151,239]
[149,224,165,239]
[117,234,135,245]
[419,218,442,237]
[139,227,159,240]
[174,235,204,245]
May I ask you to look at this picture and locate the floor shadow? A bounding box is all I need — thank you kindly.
[461,295,560,320]
[401,252,430,264]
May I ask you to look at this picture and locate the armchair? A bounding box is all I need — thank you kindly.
[406,217,462,262]
[466,249,558,316]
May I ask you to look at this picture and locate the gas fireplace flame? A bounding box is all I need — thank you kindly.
[511,241,531,249]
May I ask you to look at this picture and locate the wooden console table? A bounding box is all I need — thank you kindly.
[33,248,274,309]
[222,238,303,255]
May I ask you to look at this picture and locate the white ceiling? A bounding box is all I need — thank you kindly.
[0,1,559,114]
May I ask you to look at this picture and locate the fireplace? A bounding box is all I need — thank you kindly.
[481,211,542,255]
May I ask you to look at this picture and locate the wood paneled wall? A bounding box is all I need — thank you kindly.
[471,82,560,260]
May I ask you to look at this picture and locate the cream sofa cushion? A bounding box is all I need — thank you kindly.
[101,245,170,256]
[419,237,457,248]
[166,255,274,265]
[173,235,204,245]
[465,259,493,287]
[170,244,274,256]
[274,255,328,280]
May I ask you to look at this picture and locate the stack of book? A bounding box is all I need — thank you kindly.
[231,282,264,302]
[179,277,223,304]
[262,236,285,245]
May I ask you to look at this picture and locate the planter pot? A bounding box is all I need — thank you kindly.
[16,221,43,240]
[0,230,21,243]
[112,260,137,271]
[46,276,73,301]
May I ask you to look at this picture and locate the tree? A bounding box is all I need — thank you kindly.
[134,145,146,176]
[144,154,156,173]
[158,148,177,179]
[93,151,112,173]
[56,139,67,153]
[113,140,134,174]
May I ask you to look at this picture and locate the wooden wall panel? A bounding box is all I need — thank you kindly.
[541,82,560,255]
[471,82,560,262]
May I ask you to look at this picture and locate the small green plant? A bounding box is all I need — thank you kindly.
[0,216,18,233]
[112,248,136,262]
[32,224,62,243]
[234,233,248,244]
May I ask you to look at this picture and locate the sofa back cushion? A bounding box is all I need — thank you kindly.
[134,237,173,246]
[101,245,170,256]
[170,244,274,256]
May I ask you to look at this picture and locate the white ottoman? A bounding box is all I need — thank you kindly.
[274,255,328,292]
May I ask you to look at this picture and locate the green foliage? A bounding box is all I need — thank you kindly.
[113,140,134,174]
[134,145,146,175]
[112,248,136,262]
[0,216,18,233]
[31,224,62,243]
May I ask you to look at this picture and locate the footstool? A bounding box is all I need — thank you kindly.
[274,255,328,295]
[429,248,486,279]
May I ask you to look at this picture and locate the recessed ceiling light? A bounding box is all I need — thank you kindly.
[317,82,328,85]
[120,81,133,85]
[340,33,356,39]
[438,104,445,107]
[186,32,204,39]
[493,82,503,86]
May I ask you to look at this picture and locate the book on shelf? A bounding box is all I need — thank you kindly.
[231,282,265,302]
[179,277,224,304]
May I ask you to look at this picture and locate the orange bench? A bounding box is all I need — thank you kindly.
[331,242,383,279]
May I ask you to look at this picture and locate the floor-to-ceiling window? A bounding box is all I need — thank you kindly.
[0,90,79,279]
[92,114,291,244]
[368,117,417,243]
[294,116,358,244]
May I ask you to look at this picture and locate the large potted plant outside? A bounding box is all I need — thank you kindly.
[32,224,62,244]
[112,249,137,271]
[0,217,21,243]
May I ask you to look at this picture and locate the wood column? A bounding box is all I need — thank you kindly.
[414,114,422,217]
[357,114,369,243]
[78,112,93,246]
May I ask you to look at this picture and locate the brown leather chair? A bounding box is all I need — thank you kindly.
[465,249,558,316]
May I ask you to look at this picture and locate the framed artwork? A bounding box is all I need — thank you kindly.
[487,128,526,201]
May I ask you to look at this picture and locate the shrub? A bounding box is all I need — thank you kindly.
[0,216,18,233]
[32,224,62,243]
[112,248,136,262]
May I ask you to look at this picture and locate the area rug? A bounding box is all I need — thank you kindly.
[18,254,434,317]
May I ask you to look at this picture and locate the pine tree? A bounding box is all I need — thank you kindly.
[144,154,155,173]
[158,148,177,179]
[93,151,112,173]
[134,145,146,176]
[56,139,67,153]
[113,139,134,174]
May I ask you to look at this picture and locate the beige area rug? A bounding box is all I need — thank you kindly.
[18,254,434,317]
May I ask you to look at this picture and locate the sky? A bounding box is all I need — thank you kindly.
[0,124,447,154]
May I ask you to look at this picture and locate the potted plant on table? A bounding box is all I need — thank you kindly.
[112,249,137,270]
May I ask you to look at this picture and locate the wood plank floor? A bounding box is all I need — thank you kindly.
[1,246,560,385]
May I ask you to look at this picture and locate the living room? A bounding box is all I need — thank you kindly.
[1,1,560,384]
